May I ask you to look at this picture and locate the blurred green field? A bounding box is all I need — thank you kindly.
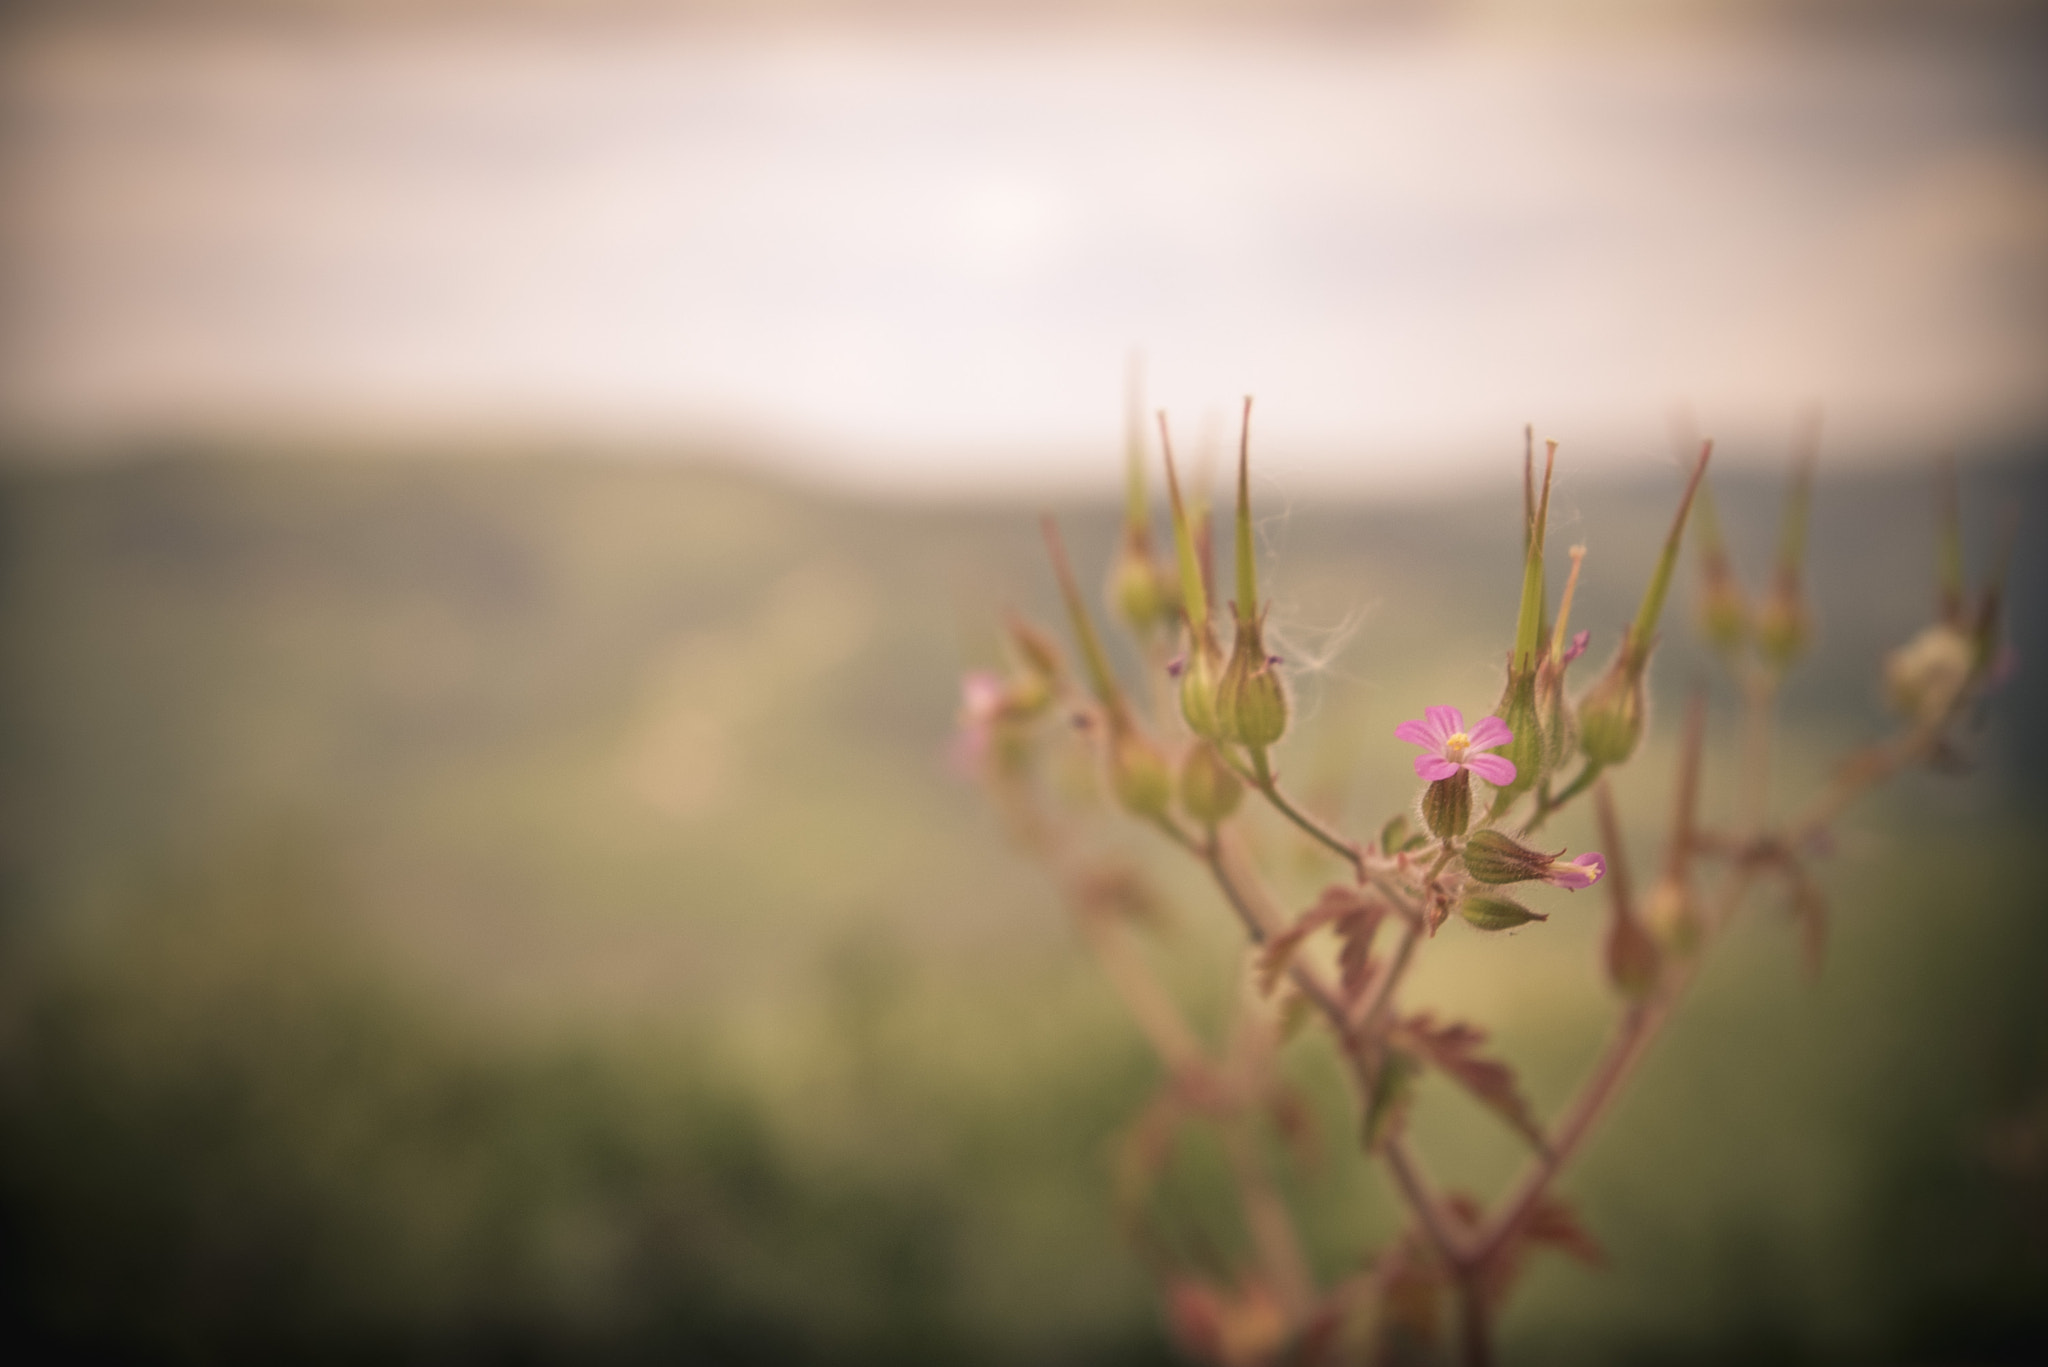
[0,447,2042,1364]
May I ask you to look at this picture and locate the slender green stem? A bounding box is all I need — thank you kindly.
[1523,760,1603,834]
[1238,747,1367,879]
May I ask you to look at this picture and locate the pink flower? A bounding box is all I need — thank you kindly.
[1543,851,1606,891]
[1561,629,1591,666]
[1395,705,1517,786]
[950,670,1008,775]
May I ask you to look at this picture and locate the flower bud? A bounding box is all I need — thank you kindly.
[1461,829,1559,884]
[1576,652,1646,768]
[1605,904,1660,1000]
[1754,573,1813,670]
[1697,562,1749,657]
[1178,639,1225,741]
[1107,723,1173,820]
[1109,540,1176,635]
[1458,894,1547,932]
[1642,874,1701,955]
[1692,481,1749,657]
[1422,771,1471,839]
[1491,668,1545,801]
[1884,622,1974,727]
[1178,740,1243,825]
[1005,614,1064,688]
[1462,830,1606,890]
[1535,656,1578,774]
[1217,609,1289,749]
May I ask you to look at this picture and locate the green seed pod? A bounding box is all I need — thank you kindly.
[1462,829,1560,885]
[1109,540,1175,635]
[1535,657,1578,774]
[1179,639,1225,741]
[1491,668,1545,802]
[1217,609,1288,749]
[1576,652,1646,768]
[1605,904,1660,1000]
[1422,771,1471,840]
[1178,740,1243,825]
[1698,563,1749,658]
[1754,573,1813,671]
[1458,895,1547,932]
[1642,874,1701,956]
[1108,724,1172,820]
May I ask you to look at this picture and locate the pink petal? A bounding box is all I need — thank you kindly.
[1465,716,1514,751]
[1465,752,1518,787]
[1394,719,1441,748]
[1561,629,1591,665]
[1415,754,1460,782]
[1423,705,1465,743]
[1544,852,1605,891]
[960,671,1007,722]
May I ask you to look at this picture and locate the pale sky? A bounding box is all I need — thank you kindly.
[2,12,2044,493]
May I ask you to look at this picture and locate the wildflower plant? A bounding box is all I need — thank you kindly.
[958,399,2012,1365]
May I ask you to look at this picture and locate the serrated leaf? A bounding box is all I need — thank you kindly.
[1074,862,1168,932]
[1113,1092,1186,1222]
[1521,1193,1606,1267]
[1257,883,1384,996]
[1392,1014,1547,1151]
[1374,1233,1446,1353]
[1266,1085,1321,1171]
[1480,1190,1607,1306]
[1335,901,1390,1001]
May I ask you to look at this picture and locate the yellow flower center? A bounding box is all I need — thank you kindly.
[1443,731,1471,762]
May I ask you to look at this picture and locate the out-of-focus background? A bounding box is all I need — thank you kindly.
[1,1,2044,1362]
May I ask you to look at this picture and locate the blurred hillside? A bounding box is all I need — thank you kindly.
[0,446,2043,1364]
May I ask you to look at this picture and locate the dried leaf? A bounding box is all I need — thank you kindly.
[1114,1092,1187,1222]
[1392,1014,1547,1151]
[1424,887,1455,936]
[1267,1085,1322,1172]
[1521,1192,1606,1268]
[1075,861,1168,932]
[1335,901,1390,1000]
[1257,884,1385,996]
[1372,1234,1445,1359]
[1481,1191,1608,1306]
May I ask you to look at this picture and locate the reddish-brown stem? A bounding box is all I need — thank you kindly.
[1456,1273,1495,1367]
[1077,912,1207,1077]
[1666,691,1708,881]
[1383,1134,1473,1272]
[1203,830,1470,1274]
[1222,1117,1317,1321]
[1591,780,1635,921]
